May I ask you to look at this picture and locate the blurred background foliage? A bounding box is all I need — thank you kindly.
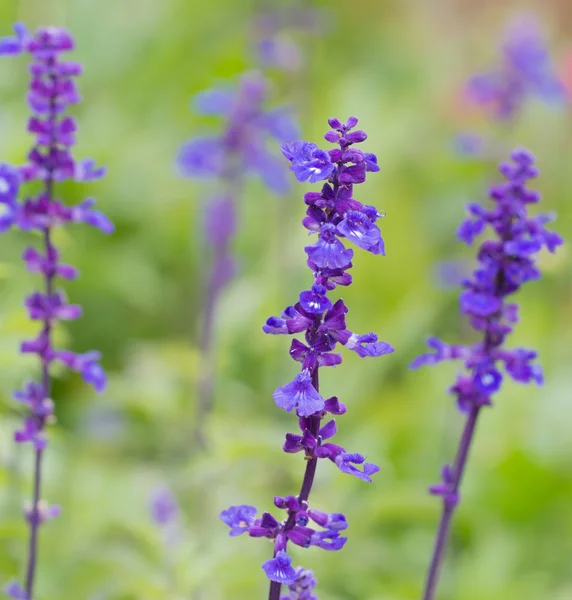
[0,0,571,598]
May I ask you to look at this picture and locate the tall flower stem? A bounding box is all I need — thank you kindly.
[421,405,480,600]
[195,231,231,448]
[177,75,297,448]
[0,23,114,598]
[194,172,239,449]
[25,80,57,598]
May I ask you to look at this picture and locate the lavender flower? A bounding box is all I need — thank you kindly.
[178,72,298,445]
[411,149,562,600]
[0,23,112,599]
[178,72,297,192]
[466,15,564,120]
[220,117,393,599]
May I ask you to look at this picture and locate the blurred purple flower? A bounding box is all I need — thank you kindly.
[466,15,565,120]
[149,486,179,526]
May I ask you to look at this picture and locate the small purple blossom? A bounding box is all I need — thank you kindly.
[220,505,257,536]
[335,452,380,482]
[273,370,325,417]
[262,551,298,585]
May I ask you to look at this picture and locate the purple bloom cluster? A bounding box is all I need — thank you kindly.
[0,23,112,600]
[220,117,393,597]
[466,16,564,120]
[411,149,562,600]
[178,72,298,194]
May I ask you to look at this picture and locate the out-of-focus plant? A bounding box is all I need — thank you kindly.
[253,4,329,73]
[455,14,566,159]
[177,72,298,446]
[0,23,112,600]
[411,149,563,600]
[466,15,564,121]
[220,116,394,599]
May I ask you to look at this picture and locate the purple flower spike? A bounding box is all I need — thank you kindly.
[412,149,561,600]
[0,23,112,599]
[226,118,392,597]
[262,551,298,585]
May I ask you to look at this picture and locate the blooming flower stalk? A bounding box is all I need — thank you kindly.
[177,73,297,444]
[220,117,394,599]
[411,149,562,600]
[466,15,564,121]
[0,24,112,599]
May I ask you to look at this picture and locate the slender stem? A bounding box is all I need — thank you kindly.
[25,448,43,596]
[268,369,321,600]
[194,162,241,449]
[25,65,57,598]
[269,577,282,600]
[421,405,481,600]
[195,235,229,448]
[25,228,54,599]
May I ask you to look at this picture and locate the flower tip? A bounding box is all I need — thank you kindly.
[510,147,535,166]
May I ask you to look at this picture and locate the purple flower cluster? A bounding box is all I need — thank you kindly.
[178,72,298,194]
[411,149,562,600]
[0,23,112,600]
[466,16,564,120]
[220,117,393,597]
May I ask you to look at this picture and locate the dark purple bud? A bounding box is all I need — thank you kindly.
[345,130,367,143]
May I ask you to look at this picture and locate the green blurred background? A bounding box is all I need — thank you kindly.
[1,0,571,598]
